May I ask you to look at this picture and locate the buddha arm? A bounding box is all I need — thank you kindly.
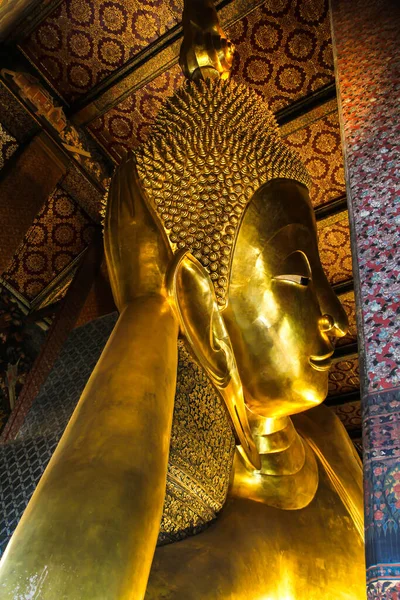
[0,296,179,600]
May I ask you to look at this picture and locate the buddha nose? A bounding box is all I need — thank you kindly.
[318,313,345,339]
[318,313,335,333]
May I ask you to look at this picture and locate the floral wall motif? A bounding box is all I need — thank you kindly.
[328,357,359,397]
[89,0,334,163]
[317,211,353,285]
[88,64,183,162]
[20,0,184,102]
[0,137,66,275]
[283,103,345,208]
[229,0,333,112]
[2,186,95,301]
[367,581,400,600]
[87,0,334,163]
[337,291,357,347]
[332,401,361,432]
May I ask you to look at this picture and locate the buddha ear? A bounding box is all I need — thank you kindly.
[167,250,229,384]
[167,251,260,469]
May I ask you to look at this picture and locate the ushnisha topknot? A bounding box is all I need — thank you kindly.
[104,77,311,306]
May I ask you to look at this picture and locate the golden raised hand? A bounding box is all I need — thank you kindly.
[104,152,172,311]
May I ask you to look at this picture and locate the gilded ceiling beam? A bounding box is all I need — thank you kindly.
[332,342,359,363]
[332,279,354,296]
[325,391,360,407]
[314,194,348,221]
[275,82,337,127]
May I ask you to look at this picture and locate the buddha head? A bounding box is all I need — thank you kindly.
[133,77,347,454]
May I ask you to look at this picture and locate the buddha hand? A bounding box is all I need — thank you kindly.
[104,152,172,311]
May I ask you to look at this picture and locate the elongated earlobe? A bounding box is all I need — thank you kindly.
[167,250,260,469]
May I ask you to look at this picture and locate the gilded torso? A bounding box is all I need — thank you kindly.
[146,406,366,600]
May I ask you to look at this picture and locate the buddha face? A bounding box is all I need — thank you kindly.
[223,179,348,419]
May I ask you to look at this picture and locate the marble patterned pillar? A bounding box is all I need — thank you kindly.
[330,0,400,597]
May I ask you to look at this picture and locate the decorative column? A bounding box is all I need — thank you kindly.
[330,1,400,597]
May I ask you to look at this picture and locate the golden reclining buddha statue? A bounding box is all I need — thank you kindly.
[0,1,365,598]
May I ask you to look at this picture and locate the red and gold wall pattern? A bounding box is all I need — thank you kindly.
[3,186,95,300]
[89,64,184,162]
[229,0,333,112]
[20,0,184,102]
[329,358,360,397]
[283,103,345,208]
[317,212,353,285]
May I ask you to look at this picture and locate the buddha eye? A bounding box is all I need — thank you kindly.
[273,274,310,286]
[272,251,311,287]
